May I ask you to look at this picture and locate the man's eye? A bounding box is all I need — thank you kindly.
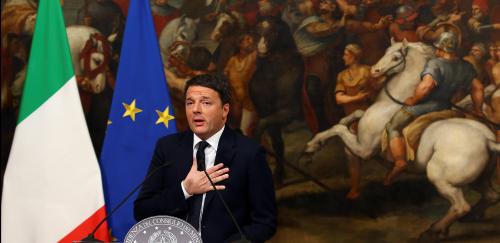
[392,56,399,61]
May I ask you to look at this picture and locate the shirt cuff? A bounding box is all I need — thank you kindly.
[181,181,193,199]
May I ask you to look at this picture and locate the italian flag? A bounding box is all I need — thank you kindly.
[1,0,110,242]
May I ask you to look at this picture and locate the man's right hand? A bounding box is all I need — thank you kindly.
[356,90,370,100]
[182,158,229,195]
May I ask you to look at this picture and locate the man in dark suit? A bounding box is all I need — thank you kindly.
[134,74,277,243]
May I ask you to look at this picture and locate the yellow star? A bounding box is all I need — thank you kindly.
[122,99,143,121]
[107,120,112,125]
[155,106,175,128]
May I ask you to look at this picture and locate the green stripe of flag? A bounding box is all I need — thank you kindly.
[18,0,74,124]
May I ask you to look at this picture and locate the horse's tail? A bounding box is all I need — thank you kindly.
[488,139,500,153]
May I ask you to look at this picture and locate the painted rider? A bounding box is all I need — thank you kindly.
[384,32,485,185]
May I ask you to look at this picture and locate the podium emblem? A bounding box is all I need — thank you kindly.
[124,215,202,243]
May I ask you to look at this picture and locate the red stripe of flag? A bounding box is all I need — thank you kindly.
[58,206,110,243]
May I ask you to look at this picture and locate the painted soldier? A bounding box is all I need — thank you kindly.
[467,0,500,43]
[384,32,485,185]
[336,0,394,65]
[463,42,488,84]
[294,0,390,132]
[389,5,421,42]
[335,44,374,118]
[335,44,378,199]
[415,0,465,45]
[224,32,258,136]
[228,0,284,27]
[485,42,499,86]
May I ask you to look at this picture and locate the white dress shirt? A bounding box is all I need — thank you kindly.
[180,126,225,230]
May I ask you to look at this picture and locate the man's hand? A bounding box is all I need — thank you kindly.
[205,12,218,21]
[404,96,417,106]
[472,109,485,118]
[183,159,229,195]
[355,90,370,100]
[376,15,393,29]
[448,12,465,23]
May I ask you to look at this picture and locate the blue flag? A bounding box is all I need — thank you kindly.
[99,0,177,240]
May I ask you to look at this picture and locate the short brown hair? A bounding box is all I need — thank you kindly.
[184,74,232,105]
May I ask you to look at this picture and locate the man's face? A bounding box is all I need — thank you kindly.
[343,49,356,66]
[489,45,496,59]
[319,0,336,14]
[435,48,445,58]
[472,4,483,19]
[240,35,255,52]
[258,0,273,14]
[186,86,229,140]
[297,0,313,15]
[469,45,485,61]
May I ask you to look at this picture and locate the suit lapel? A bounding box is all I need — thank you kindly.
[203,126,236,212]
[177,130,194,178]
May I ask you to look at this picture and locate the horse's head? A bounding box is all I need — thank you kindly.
[256,17,295,57]
[210,11,244,41]
[371,38,434,78]
[171,16,198,57]
[175,16,198,42]
[78,32,116,94]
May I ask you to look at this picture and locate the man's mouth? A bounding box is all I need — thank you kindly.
[193,118,205,126]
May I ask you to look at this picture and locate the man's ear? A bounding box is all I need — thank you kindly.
[223,103,230,113]
[222,103,230,119]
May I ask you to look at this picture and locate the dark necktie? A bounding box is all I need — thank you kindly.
[196,141,209,171]
[188,140,210,231]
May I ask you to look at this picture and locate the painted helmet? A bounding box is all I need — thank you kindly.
[396,5,417,20]
[396,5,418,26]
[433,32,458,53]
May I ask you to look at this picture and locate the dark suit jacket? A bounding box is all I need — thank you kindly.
[134,126,277,243]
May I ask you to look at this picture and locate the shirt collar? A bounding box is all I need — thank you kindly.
[193,125,225,151]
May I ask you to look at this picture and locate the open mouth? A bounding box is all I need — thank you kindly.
[193,118,205,127]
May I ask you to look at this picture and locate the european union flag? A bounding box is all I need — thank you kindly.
[99,0,177,240]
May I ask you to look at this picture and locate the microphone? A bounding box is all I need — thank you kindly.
[202,168,250,243]
[80,161,171,242]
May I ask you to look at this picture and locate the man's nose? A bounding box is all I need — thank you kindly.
[192,102,202,113]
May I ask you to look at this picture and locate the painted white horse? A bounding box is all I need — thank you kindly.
[66,25,116,94]
[158,16,198,66]
[305,40,500,241]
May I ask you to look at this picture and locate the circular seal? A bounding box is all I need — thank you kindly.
[124,215,202,243]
